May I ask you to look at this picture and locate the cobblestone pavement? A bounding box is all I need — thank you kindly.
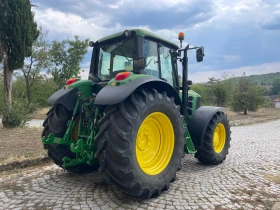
[1,120,280,210]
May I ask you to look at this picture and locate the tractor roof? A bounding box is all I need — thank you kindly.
[97,29,179,50]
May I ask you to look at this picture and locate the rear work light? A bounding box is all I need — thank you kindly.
[115,72,131,81]
[66,78,77,85]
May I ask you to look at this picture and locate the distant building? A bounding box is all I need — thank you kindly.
[273,98,280,109]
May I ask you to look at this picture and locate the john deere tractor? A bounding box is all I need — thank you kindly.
[42,29,231,198]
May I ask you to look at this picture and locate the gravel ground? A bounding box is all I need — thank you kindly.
[0,120,280,210]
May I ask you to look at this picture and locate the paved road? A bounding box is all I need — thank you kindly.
[0,118,44,127]
[1,120,280,210]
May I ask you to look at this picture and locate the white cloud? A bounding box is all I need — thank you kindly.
[34,8,121,41]
[190,62,280,83]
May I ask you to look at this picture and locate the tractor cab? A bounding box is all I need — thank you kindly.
[88,29,181,87]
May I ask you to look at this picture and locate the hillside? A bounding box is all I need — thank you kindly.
[231,72,280,85]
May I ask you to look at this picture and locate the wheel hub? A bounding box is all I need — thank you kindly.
[137,131,151,151]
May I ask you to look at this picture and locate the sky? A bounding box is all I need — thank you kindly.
[33,0,280,83]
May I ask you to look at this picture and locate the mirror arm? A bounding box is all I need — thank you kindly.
[181,44,189,122]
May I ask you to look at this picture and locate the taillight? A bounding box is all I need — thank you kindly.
[115,72,130,81]
[66,78,77,85]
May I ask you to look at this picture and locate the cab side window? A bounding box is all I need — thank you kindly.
[159,46,173,86]
[143,39,159,77]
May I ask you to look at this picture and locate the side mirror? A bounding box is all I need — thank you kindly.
[133,57,146,71]
[196,47,204,62]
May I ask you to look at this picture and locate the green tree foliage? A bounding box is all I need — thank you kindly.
[18,28,50,104]
[1,98,31,128]
[231,74,264,115]
[209,80,227,106]
[270,78,280,95]
[190,83,208,105]
[30,77,58,107]
[0,0,39,106]
[48,36,89,88]
[204,74,235,107]
[230,72,280,86]
[0,0,39,128]
[12,75,58,108]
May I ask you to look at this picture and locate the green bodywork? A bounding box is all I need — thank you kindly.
[42,74,199,168]
[179,90,201,120]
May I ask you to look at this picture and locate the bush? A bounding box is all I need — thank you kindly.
[261,97,272,108]
[1,99,31,128]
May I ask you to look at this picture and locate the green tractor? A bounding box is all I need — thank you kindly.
[42,29,231,198]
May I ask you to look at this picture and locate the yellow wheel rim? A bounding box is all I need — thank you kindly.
[213,123,226,153]
[136,112,174,175]
[71,116,80,141]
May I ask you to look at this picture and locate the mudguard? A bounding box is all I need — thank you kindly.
[47,80,95,111]
[47,87,79,111]
[94,76,182,106]
[187,106,222,149]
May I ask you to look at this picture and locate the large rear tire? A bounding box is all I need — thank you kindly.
[194,111,231,165]
[42,104,99,173]
[94,89,186,198]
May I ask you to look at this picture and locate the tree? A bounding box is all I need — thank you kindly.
[206,76,229,107]
[231,74,264,115]
[18,28,50,104]
[0,71,3,112]
[212,80,227,107]
[0,0,39,113]
[190,83,208,105]
[48,36,89,88]
[270,78,280,95]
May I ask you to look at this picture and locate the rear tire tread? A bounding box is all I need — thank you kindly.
[94,89,186,198]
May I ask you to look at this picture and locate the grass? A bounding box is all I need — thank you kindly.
[0,124,47,165]
[31,106,51,119]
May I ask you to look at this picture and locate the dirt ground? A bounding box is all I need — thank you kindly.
[0,107,279,167]
[34,107,280,121]
[0,125,46,165]
[223,108,280,126]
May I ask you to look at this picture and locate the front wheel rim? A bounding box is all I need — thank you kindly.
[213,123,226,153]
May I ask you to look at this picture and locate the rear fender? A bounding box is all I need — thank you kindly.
[94,76,182,106]
[47,80,95,111]
[187,106,222,149]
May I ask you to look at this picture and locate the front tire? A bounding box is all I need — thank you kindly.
[195,111,231,165]
[94,89,186,198]
[42,104,99,173]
